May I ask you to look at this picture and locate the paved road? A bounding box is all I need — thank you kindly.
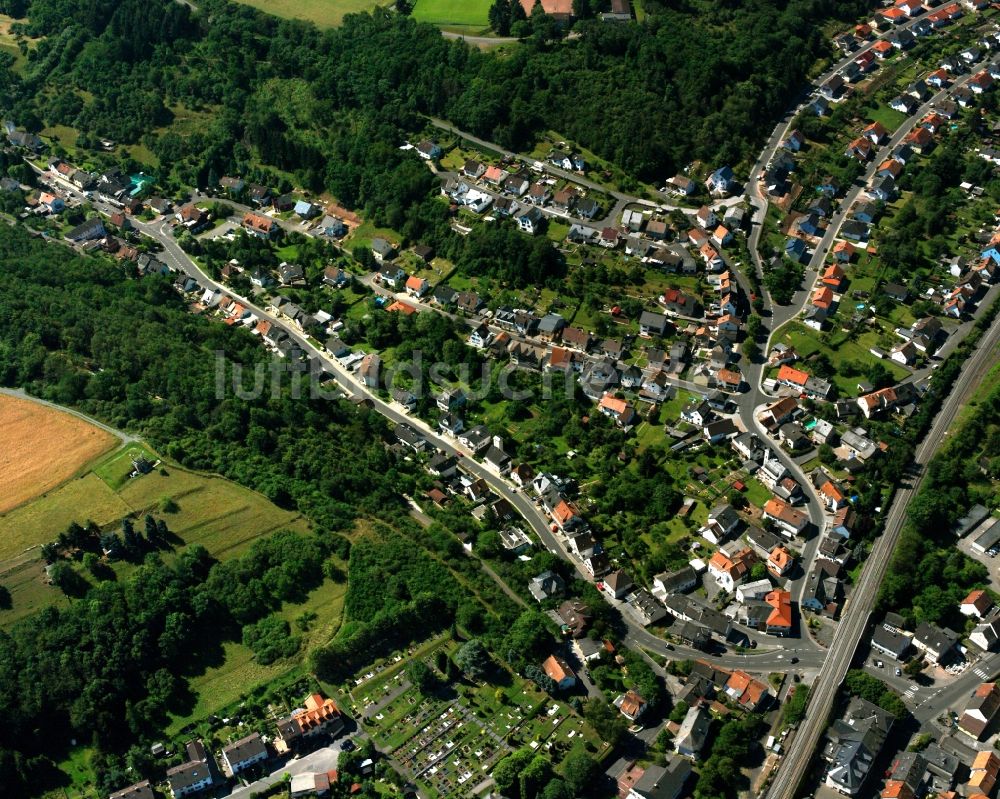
[766,309,1000,799]
[440,31,515,47]
[0,386,142,445]
[223,742,343,799]
[131,215,832,671]
[747,3,945,347]
[791,56,994,328]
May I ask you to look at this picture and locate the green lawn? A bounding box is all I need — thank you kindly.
[92,443,159,490]
[772,321,910,396]
[233,0,379,27]
[866,106,907,132]
[411,0,492,29]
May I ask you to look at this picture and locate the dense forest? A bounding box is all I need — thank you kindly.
[0,227,408,530]
[0,0,876,187]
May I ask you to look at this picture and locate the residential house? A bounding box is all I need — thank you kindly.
[707,547,757,592]
[724,670,770,712]
[823,698,895,796]
[378,263,405,288]
[707,166,734,197]
[599,393,637,427]
[405,275,429,298]
[967,750,1000,796]
[767,546,794,578]
[763,498,809,538]
[222,733,268,776]
[973,618,1000,652]
[275,694,344,750]
[736,579,774,603]
[623,759,692,799]
[615,690,648,722]
[639,310,669,337]
[630,589,666,624]
[871,623,912,661]
[242,212,277,239]
[962,589,994,618]
[604,569,634,599]
[652,566,698,599]
[109,782,155,799]
[528,570,565,602]
[541,655,577,690]
[674,706,712,760]
[166,741,215,799]
[358,353,381,389]
[959,682,1000,739]
[912,622,959,664]
[517,207,544,235]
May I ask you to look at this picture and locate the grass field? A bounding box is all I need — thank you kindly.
[0,443,311,625]
[0,395,117,514]
[411,0,491,29]
[166,577,347,734]
[234,0,380,27]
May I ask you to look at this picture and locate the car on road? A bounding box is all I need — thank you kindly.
[895,667,902,676]
[790,657,798,664]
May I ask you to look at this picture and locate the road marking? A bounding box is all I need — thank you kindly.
[975,667,990,679]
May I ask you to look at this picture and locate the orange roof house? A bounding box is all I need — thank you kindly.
[961,589,994,617]
[820,480,847,509]
[878,158,903,178]
[905,126,934,150]
[552,499,581,529]
[598,392,636,426]
[832,240,855,262]
[968,750,1000,796]
[717,368,742,388]
[242,211,276,237]
[276,693,343,746]
[542,654,577,687]
[777,364,809,387]
[724,670,769,710]
[616,689,647,720]
[882,781,914,799]
[386,300,417,315]
[812,286,834,309]
[873,39,894,57]
[767,546,794,577]
[823,265,847,292]
[863,121,889,143]
[765,590,793,633]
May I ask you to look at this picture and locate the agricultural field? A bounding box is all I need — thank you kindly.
[233,0,379,27]
[0,393,117,514]
[0,439,311,625]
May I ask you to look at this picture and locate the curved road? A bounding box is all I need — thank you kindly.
[0,386,141,445]
[135,215,831,672]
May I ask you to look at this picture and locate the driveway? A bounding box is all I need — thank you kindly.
[222,740,346,799]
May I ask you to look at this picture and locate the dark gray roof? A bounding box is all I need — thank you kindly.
[223,732,267,766]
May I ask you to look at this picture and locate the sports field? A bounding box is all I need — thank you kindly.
[411,0,491,28]
[0,394,117,514]
[234,0,379,27]
[232,0,491,30]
